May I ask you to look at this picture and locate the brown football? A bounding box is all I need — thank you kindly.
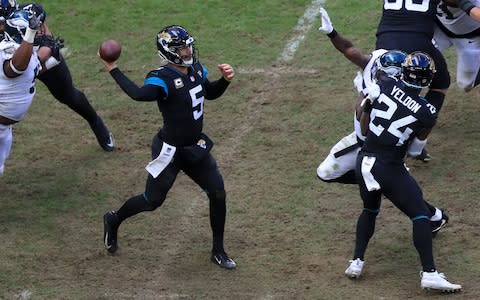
[99,39,121,62]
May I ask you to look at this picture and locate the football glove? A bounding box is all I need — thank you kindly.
[35,35,64,60]
[27,8,43,30]
[360,83,380,110]
[319,7,333,34]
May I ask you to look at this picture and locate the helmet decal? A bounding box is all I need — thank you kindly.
[156,25,196,67]
[401,51,436,89]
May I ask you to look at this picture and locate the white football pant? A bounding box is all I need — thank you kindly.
[0,123,13,175]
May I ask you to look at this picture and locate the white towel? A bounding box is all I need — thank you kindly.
[145,142,176,178]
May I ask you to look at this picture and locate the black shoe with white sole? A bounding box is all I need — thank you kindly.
[211,252,236,269]
[91,117,115,152]
[103,211,119,253]
[432,209,449,238]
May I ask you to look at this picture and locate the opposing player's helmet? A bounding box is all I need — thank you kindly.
[156,25,196,66]
[20,3,46,23]
[376,50,407,78]
[4,8,29,43]
[401,51,436,89]
[0,0,16,18]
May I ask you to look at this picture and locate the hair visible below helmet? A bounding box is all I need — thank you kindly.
[401,51,436,89]
[0,0,16,18]
[156,25,196,66]
[4,8,29,44]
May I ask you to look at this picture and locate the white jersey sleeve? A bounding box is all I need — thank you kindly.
[361,49,387,96]
[436,0,480,35]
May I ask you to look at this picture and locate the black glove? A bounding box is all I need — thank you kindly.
[35,35,65,60]
[27,8,44,30]
[21,3,47,22]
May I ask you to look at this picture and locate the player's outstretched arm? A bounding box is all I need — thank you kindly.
[318,7,370,69]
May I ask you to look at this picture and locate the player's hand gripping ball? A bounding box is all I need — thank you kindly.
[99,39,121,62]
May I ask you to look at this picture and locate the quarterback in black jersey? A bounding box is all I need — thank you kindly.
[100,25,236,269]
[345,52,462,292]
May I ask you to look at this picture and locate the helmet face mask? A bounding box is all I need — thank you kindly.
[156,25,196,67]
[401,51,436,89]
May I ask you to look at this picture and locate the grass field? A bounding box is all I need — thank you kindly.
[1,0,480,299]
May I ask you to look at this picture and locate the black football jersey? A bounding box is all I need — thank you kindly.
[377,0,440,38]
[144,62,209,146]
[362,77,437,162]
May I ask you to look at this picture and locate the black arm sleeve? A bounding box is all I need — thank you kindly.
[204,77,230,100]
[109,68,164,101]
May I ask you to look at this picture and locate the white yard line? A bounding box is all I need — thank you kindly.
[278,0,326,63]
[170,3,324,296]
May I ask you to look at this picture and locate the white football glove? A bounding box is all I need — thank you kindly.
[319,7,334,34]
[366,83,380,100]
[360,83,381,107]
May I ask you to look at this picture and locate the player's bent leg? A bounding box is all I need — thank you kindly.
[317,132,359,184]
[38,60,115,151]
[186,155,236,269]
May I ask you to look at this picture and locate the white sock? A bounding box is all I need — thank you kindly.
[430,208,442,221]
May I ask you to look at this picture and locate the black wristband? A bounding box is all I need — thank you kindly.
[458,0,475,14]
[327,29,338,39]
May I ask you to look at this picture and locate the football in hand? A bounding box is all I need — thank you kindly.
[99,39,121,62]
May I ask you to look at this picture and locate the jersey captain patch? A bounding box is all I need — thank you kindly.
[174,78,184,89]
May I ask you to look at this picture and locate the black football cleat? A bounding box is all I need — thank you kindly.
[211,252,237,269]
[432,209,449,238]
[414,148,431,162]
[103,211,119,253]
[91,116,115,152]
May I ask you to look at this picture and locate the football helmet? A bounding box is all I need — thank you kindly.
[4,8,29,43]
[401,51,436,89]
[374,50,407,79]
[20,3,46,23]
[0,0,16,18]
[156,25,196,66]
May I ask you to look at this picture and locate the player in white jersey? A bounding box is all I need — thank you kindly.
[435,0,480,91]
[316,7,449,236]
[316,7,404,184]
[0,8,43,175]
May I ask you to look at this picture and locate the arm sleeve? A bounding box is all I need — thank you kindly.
[204,77,230,100]
[109,68,164,101]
